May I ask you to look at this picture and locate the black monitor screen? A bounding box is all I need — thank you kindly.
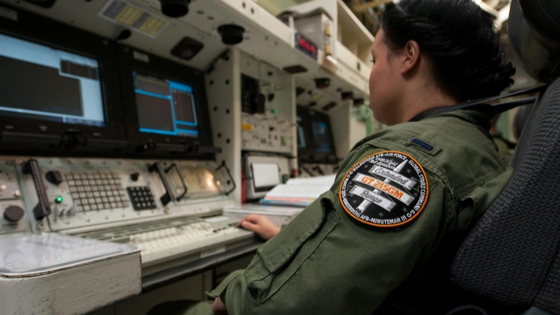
[118,45,214,156]
[297,106,336,163]
[0,33,105,127]
[134,72,198,138]
[312,120,333,153]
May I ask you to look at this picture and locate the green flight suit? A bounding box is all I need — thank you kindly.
[184,109,512,315]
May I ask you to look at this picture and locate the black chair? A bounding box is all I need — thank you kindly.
[448,0,560,314]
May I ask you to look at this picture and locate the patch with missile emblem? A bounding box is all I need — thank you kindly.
[339,151,429,227]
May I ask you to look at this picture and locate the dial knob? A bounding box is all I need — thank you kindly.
[46,171,63,185]
[4,205,24,223]
[130,172,140,182]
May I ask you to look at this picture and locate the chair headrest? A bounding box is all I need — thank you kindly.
[509,0,560,83]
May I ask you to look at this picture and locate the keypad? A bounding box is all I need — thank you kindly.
[126,186,157,211]
[66,172,129,211]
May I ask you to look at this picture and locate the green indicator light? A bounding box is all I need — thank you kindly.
[273,110,278,114]
[55,196,63,204]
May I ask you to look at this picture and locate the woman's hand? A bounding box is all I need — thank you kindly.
[238,214,280,241]
[212,297,228,314]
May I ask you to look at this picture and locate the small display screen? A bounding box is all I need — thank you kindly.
[133,72,199,138]
[0,33,105,127]
[252,163,280,189]
[312,121,333,153]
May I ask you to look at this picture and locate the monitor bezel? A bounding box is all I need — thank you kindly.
[0,5,125,153]
[117,44,215,157]
[296,106,314,163]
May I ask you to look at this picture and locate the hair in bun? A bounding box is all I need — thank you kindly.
[381,0,515,101]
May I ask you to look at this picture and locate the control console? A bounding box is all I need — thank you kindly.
[7,157,235,233]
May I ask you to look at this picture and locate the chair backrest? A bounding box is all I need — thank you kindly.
[450,78,560,312]
[449,0,560,313]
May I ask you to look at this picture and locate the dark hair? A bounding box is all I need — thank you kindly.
[381,0,515,101]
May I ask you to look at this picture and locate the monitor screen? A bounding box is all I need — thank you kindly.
[0,33,105,127]
[133,72,199,137]
[312,121,333,153]
[118,45,214,156]
[297,106,336,163]
[252,163,280,189]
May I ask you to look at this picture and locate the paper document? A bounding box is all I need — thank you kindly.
[260,175,336,206]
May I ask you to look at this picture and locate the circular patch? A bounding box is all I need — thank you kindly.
[339,151,429,227]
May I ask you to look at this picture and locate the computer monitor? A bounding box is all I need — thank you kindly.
[0,33,104,127]
[118,45,215,158]
[133,72,199,138]
[0,6,124,153]
[308,109,337,162]
[297,106,336,163]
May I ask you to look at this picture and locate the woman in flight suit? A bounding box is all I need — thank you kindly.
[172,0,516,313]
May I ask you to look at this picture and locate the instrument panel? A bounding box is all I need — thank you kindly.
[0,157,235,234]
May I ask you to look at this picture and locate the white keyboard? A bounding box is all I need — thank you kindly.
[73,216,255,267]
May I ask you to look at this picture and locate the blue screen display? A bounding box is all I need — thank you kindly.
[134,72,199,138]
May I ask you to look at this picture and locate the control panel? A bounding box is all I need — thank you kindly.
[241,112,294,154]
[0,160,28,234]
[1,157,235,233]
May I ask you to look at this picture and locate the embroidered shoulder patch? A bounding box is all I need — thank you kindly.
[339,151,429,227]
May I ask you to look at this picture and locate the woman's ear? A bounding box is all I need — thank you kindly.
[401,40,421,74]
